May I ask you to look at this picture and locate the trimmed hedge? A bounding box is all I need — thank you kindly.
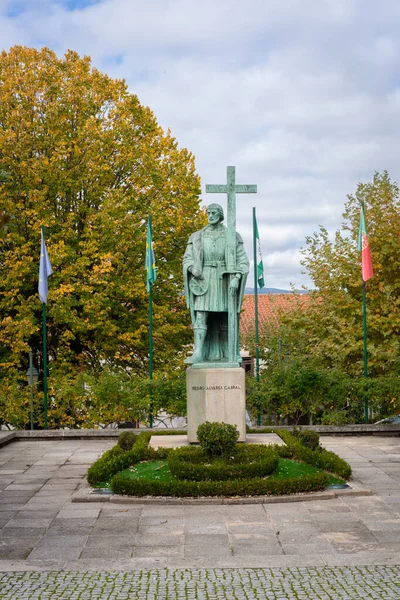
[168,445,279,481]
[88,432,156,485]
[87,426,351,497]
[276,430,352,480]
[111,470,329,497]
[247,427,275,434]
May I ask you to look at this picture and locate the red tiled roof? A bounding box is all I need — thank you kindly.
[240,294,311,336]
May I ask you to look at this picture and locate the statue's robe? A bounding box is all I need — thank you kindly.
[183,224,249,361]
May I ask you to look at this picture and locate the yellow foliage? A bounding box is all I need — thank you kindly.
[0,46,206,427]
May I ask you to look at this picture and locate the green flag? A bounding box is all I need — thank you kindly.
[145,217,156,292]
[254,215,265,288]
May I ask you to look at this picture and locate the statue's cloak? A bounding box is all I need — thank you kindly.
[183,224,249,326]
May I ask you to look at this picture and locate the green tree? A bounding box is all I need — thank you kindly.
[245,172,399,425]
[287,172,400,376]
[0,46,205,426]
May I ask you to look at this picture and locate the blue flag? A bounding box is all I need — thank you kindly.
[145,218,156,292]
[38,229,53,304]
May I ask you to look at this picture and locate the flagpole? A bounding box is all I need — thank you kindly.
[148,215,153,428]
[253,208,261,426]
[362,280,368,423]
[358,200,373,424]
[28,348,34,431]
[149,277,153,429]
[41,225,49,430]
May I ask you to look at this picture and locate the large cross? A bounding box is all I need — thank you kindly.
[206,166,257,269]
[206,166,257,363]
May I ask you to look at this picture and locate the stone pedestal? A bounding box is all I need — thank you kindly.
[186,367,246,442]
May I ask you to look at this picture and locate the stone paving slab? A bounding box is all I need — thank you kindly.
[149,434,189,449]
[246,432,286,445]
[1,566,400,598]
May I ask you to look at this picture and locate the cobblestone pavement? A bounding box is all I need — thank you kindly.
[1,566,400,599]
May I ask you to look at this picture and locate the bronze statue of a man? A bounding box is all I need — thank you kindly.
[183,203,249,364]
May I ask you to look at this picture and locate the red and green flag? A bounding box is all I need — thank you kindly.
[357,204,373,282]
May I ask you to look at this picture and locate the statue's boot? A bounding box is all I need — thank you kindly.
[184,327,207,364]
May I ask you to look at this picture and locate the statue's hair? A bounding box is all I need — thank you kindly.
[206,203,224,222]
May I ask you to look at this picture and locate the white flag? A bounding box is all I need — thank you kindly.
[38,229,53,304]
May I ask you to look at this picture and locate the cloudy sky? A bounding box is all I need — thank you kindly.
[1,0,400,289]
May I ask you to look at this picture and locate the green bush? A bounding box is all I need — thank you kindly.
[168,445,279,481]
[291,428,321,451]
[117,431,137,451]
[87,445,124,485]
[148,372,187,418]
[197,421,239,458]
[87,431,152,485]
[277,430,351,479]
[134,431,152,449]
[245,359,348,425]
[84,370,150,428]
[320,410,349,426]
[111,470,329,497]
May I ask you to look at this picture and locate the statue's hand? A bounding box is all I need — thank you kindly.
[191,267,203,279]
[230,276,240,295]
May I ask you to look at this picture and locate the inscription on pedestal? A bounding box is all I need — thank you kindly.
[192,385,241,391]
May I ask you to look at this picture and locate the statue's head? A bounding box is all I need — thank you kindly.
[206,203,224,223]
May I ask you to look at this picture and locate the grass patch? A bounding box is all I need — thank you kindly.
[92,481,111,489]
[272,458,345,485]
[118,460,175,483]
[94,457,344,489]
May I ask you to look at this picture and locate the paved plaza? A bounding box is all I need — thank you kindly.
[0,435,400,597]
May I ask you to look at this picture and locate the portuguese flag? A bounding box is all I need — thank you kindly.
[357,204,373,282]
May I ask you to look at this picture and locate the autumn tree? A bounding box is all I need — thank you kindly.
[0,46,205,427]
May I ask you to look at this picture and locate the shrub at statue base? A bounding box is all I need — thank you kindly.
[197,421,239,458]
[87,428,351,497]
[117,431,137,451]
[290,427,321,451]
[168,444,279,481]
